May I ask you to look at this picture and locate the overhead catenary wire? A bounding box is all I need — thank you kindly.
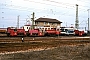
[44,0,89,11]
[0,0,89,14]
[23,0,75,9]
[78,0,90,4]
[25,0,89,18]
[0,3,74,11]
[0,3,87,19]
[0,0,88,14]
[43,0,75,7]
[0,0,89,28]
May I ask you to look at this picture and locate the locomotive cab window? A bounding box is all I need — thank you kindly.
[14,29,17,32]
[27,27,28,29]
[69,30,74,33]
[60,29,65,32]
[65,29,68,32]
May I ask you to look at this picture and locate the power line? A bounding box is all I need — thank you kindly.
[0,3,36,11]
[0,1,88,20]
[78,0,90,4]
[0,7,87,20]
[1,0,89,13]
[0,19,26,21]
[0,7,74,17]
[0,2,87,15]
[43,0,75,7]
[0,3,53,13]
[0,3,74,10]
[0,8,87,18]
[0,7,34,12]
[44,0,88,11]
[23,0,75,9]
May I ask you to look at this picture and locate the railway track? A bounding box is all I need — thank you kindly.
[0,36,90,43]
[0,36,90,53]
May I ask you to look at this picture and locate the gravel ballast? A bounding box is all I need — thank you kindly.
[0,43,90,60]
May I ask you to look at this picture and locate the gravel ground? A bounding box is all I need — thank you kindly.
[0,43,90,60]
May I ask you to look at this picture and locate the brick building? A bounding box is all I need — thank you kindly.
[35,18,62,28]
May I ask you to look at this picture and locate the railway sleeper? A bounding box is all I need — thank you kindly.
[45,33,56,36]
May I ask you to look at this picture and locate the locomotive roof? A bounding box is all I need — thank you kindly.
[35,18,62,23]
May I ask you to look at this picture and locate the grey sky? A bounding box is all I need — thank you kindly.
[0,0,90,29]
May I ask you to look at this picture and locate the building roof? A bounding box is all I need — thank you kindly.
[35,18,62,23]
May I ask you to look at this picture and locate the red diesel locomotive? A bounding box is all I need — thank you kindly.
[0,25,87,37]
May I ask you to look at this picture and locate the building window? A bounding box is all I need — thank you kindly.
[44,22,46,25]
[52,23,54,25]
[48,22,49,25]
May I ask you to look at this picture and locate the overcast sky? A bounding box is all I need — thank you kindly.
[0,0,90,29]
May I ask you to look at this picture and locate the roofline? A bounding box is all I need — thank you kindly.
[35,21,62,23]
[35,17,62,23]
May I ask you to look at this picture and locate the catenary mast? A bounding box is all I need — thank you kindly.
[75,4,79,29]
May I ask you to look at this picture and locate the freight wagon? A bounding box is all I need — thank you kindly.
[0,28,7,34]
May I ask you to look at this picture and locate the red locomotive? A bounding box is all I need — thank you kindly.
[7,27,17,36]
[44,29,60,36]
[0,25,87,37]
[74,29,87,36]
[28,29,40,36]
[17,29,26,36]
[7,27,26,36]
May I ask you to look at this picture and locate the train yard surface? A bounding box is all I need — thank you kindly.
[0,36,90,53]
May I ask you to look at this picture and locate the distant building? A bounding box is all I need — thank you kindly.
[35,18,62,28]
